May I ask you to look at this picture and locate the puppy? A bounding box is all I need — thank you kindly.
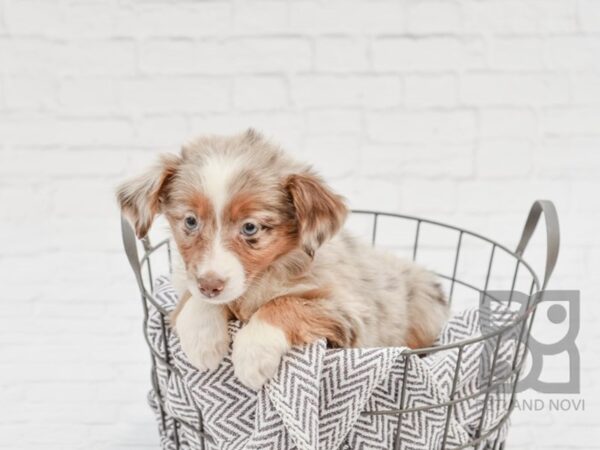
[117,130,449,389]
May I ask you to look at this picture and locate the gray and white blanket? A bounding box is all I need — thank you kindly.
[146,277,518,449]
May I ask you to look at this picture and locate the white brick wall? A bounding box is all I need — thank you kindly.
[0,1,598,448]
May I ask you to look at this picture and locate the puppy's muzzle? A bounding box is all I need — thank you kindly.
[198,272,227,298]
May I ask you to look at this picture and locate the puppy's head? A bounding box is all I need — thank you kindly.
[117,130,347,304]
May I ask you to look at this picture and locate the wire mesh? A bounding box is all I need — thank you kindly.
[123,209,549,450]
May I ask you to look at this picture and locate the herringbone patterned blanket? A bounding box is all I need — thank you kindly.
[146,277,516,449]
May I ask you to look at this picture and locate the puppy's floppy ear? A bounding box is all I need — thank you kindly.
[285,172,348,257]
[116,154,181,239]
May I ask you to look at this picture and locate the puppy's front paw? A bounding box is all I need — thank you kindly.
[183,330,230,372]
[232,319,290,390]
[175,299,229,372]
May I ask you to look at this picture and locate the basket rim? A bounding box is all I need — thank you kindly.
[351,209,541,290]
[137,209,543,356]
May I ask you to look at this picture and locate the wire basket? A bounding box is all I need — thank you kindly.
[120,200,559,450]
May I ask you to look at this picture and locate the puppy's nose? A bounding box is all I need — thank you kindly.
[198,272,226,298]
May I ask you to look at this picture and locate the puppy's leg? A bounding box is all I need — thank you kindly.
[232,294,353,389]
[174,293,230,371]
[231,313,291,390]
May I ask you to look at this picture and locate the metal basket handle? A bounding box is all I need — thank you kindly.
[121,215,145,293]
[515,200,560,290]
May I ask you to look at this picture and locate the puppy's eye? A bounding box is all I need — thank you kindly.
[184,215,199,231]
[241,222,259,237]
